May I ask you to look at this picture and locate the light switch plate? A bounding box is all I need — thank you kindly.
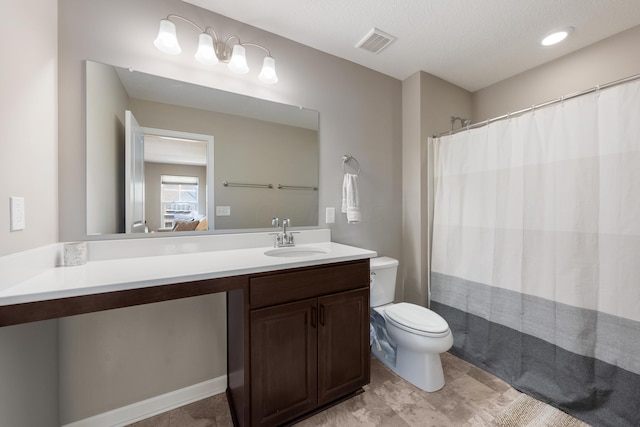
[216,206,231,216]
[10,197,25,231]
[325,207,335,224]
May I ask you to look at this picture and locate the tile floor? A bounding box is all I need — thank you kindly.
[127,352,524,426]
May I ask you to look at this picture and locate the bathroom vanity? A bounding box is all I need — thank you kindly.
[0,231,375,427]
[228,259,370,426]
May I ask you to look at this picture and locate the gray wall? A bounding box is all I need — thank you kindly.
[86,60,128,234]
[0,321,59,426]
[59,294,226,423]
[0,1,60,426]
[402,72,472,307]
[57,0,402,423]
[0,0,58,256]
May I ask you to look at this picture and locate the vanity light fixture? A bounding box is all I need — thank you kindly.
[154,14,278,84]
[540,26,574,46]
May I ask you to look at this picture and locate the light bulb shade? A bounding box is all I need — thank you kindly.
[154,19,181,55]
[228,44,250,74]
[258,56,278,84]
[195,33,219,65]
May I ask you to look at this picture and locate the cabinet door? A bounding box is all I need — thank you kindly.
[250,298,318,426]
[317,288,370,405]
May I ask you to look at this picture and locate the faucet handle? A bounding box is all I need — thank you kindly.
[272,217,279,227]
[269,232,283,246]
[287,231,299,244]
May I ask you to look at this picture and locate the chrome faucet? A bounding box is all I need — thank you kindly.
[271,217,296,247]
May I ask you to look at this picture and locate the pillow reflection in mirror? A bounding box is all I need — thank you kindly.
[195,217,208,231]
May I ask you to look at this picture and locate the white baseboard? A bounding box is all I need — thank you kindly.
[62,375,227,427]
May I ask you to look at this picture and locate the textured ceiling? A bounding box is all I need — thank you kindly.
[183,0,640,92]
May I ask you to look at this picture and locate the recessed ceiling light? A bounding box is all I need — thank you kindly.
[541,27,574,46]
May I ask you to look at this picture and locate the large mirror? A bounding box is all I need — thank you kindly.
[86,61,319,235]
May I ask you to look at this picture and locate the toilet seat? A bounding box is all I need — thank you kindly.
[384,303,450,338]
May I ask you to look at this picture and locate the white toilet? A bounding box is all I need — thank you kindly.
[369,256,453,392]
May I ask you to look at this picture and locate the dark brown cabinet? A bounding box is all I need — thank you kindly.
[227,259,370,427]
[317,289,369,406]
[250,298,318,426]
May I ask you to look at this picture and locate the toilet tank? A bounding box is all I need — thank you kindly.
[370,257,399,307]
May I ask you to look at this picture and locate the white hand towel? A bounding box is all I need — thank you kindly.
[341,173,361,223]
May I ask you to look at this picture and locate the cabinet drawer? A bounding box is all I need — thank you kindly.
[250,259,370,309]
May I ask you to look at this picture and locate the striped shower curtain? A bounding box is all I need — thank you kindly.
[430,79,640,427]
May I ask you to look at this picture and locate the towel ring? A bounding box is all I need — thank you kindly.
[342,154,361,176]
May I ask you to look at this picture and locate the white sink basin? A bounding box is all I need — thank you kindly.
[264,246,329,258]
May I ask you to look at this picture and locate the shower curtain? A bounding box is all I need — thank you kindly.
[430,79,640,427]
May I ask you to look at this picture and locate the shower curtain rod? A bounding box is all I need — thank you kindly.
[432,73,640,139]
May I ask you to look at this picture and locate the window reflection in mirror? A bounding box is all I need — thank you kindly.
[160,176,200,231]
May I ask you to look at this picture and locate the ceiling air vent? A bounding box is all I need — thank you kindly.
[355,28,397,54]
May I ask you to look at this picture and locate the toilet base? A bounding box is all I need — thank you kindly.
[396,349,445,392]
[372,346,446,392]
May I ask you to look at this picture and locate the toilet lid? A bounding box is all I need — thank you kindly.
[384,303,449,334]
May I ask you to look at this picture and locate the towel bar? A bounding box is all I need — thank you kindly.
[223,181,273,189]
[277,184,318,191]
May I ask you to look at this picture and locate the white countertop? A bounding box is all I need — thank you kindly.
[0,236,376,307]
